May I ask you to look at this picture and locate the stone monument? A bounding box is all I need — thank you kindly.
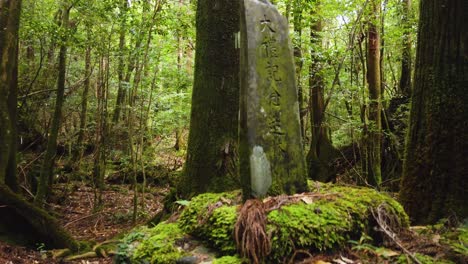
[239,0,308,199]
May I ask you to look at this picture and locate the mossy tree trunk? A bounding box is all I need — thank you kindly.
[182,0,240,196]
[364,0,382,187]
[399,0,468,224]
[35,2,71,206]
[307,1,339,182]
[0,0,21,192]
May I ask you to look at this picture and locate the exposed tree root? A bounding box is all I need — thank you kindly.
[0,184,79,251]
[234,199,271,264]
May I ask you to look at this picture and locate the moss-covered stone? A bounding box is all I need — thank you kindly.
[179,191,241,254]
[118,183,409,262]
[116,223,185,264]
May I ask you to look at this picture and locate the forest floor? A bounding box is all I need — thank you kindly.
[0,147,465,263]
[0,181,168,264]
[1,179,465,263]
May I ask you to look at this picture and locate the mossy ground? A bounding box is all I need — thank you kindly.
[115,182,464,263]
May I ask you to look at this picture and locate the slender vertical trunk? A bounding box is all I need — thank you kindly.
[72,45,91,165]
[113,0,129,123]
[292,1,305,139]
[365,0,382,187]
[35,4,71,206]
[399,0,412,96]
[307,1,338,182]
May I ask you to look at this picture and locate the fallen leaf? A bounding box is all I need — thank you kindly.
[315,260,332,264]
[301,196,314,204]
[340,255,354,263]
[333,259,347,264]
[375,247,400,258]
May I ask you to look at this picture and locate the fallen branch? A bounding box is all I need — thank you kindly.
[64,211,102,227]
[371,204,422,264]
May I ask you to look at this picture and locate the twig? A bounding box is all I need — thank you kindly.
[64,211,102,227]
[371,204,422,264]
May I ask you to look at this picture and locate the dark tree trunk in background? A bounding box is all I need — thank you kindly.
[364,0,382,187]
[307,1,339,183]
[292,0,305,139]
[181,0,240,196]
[0,0,21,191]
[399,0,412,97]
[35,3,71,206]
[112,0,128,123]
[399,0,468,224]
[72,45,91,165]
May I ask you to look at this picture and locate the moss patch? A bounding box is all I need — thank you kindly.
[116,223,185,264]
[117,183,409,262]
[179,191,241,254]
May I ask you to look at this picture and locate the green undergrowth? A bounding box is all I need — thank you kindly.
[115,223,186,264]
[116,182,409,263]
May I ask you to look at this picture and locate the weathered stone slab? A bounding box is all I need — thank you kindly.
[239,0,308,199]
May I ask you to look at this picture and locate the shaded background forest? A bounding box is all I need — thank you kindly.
[15,0,417,196]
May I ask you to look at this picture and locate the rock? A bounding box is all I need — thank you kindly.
[176,256,199,264]
[239,0,307,199]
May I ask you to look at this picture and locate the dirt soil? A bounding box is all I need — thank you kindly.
[0,181,167,264]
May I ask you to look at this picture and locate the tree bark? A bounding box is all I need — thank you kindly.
[306,1,339,183]
[292,0,305,139]
[35,3,71,206]
[182,0,240,196]
[399,0,468,224]
[399,0,412,97]
[112,0,129,123]
[72,45,91,165]
[364,0,382,187]
[0,0,21,191]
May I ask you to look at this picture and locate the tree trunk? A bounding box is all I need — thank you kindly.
[181,0,240,196]
[112,0,129,123]
[72,45,91,165]
[399,0,468,224]
[399,0,412,97]
[292,0,305,139]
[0,0,21,192]
[35,3,70,206]
[364,0,382,187]
[307,4,339,183]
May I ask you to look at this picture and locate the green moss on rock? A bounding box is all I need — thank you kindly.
[118,183,409,262]
[179,191,241,254]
